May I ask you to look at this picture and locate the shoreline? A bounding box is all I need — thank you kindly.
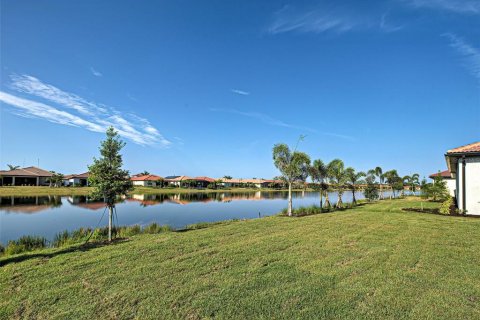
[0,186,317,197]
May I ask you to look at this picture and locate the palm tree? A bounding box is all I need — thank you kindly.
[273,143,311,216]
[309,159,328,208]
[345,167,366,205]
[373,167,383,199]
[140,171,150,176]
[223,175,232,180]
[404,173,420,195]
[7,164,20,170]
[383,170,401,198]
[327,159,347,208]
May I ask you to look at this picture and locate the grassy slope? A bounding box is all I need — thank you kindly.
[0,186,306,196]
[1,198,480,319]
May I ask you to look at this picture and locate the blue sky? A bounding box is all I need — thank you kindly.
[0,0,479,180]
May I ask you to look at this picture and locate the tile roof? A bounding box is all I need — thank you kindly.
[447,141,480,154]
[64,172,89,179]
[131,174,163,181]
[429,170,452,179]
[193,176,216,182]
[0,166,54,177]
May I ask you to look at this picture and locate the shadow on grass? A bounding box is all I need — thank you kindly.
[402,208,479,218]
[281,202,369,218]
[0,238,130,267]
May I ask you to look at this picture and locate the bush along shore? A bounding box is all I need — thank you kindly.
[0,220,242,258]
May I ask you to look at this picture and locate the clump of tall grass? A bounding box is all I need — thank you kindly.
[185,219,238,230]
[0,223,173,257]
[4,235,48,256]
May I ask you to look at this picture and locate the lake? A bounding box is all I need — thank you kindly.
[0,190,381,243]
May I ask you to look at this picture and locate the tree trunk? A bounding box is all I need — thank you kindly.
[108,206,113,242]
[352,189,356,205]
[288,182,293,216]
[324,190,330,209]
[337,189,343,208]
[319,189,323,209]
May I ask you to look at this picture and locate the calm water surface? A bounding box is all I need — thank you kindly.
[0,191,373,243]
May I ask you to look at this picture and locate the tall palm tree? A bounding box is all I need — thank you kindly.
[374,167,383,199]
[383,170,400,198]
[273,143,311,216]
[404,173,420,195]
[7,164,20,170]
[345,167,366,205]
[309,159,329,208]
[327,159,346,208]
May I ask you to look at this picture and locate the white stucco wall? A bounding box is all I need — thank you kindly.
[456,157,480,215]
[132,180,156,187]
[445,179,456,197]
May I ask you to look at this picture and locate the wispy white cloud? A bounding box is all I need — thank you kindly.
[231,89,250,96]
[321,132,355,141]
[2,74,171,146]
[443,33,480,81]
[380,12,404,32]
[90,67,103,77]
[267,5,363,35]
[209,107,317,132]
[403,0,480,14]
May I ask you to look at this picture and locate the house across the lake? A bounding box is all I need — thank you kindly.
[220,178,284,188]
[131,174,163,187]
[444,142,480,215]
[0,166,53,186]
[63,172,90,186]
[429,170,455,196]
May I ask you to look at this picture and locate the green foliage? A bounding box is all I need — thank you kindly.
[440,196,455,215]
[4,235,47,256]
[422,174,449,201]
[143,223,173,234]
[272,144,311,184]
[0,243,4,255]
[364,182,379,201]
[88,127,133,206]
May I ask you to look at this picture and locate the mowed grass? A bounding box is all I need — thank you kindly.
[1,198,480,319]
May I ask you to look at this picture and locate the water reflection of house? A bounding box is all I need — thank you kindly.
[220,191,264,202]
[0,195,62,214]
[128,194,163,206]
[68,196,105,211]
[0,166,53,186]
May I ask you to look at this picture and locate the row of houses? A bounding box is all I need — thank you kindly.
[131,174,284,189]
[0,168,283,189]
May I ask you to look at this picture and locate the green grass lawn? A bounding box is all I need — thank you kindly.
[1,198,479,319]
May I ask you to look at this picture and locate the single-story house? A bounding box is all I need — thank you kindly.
[164,176,193,187]
[0,166,53,186]
[220,178,284,188]
[131,174,163,187]
[445,142,480,215]
[429,170,456,196]
[63,172,89,186]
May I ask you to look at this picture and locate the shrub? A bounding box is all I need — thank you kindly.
[364,183,379,201]
[0,243,4,255]
[5,235,47,255]
[439,196,456,215]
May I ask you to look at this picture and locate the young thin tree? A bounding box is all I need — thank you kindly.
[345,167,366,205]
[327,159,347,208]
[88,127,133,242]
[272,143,311,216]
[373,167,383,199]
[309,159,328,208]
